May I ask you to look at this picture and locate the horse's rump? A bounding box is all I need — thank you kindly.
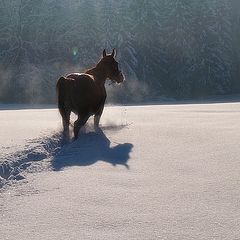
[56,74,99,113]
[57,74,94,96]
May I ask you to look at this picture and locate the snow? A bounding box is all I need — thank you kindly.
[1,103,240,239]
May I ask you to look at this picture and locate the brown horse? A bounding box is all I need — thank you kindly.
[56,49,124,139]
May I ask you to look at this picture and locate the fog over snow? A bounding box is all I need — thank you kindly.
[1,103,240,239]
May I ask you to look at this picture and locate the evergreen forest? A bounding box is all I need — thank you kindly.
[1,0,240,103]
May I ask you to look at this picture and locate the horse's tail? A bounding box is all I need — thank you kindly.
[56,76,66,110]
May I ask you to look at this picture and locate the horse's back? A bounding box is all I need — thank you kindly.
[66,73,94,82]
[57,74,95,93]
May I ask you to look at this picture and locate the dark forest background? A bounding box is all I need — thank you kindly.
[1,0,240,104]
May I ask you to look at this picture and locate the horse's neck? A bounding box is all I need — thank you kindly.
[85,67,106,85]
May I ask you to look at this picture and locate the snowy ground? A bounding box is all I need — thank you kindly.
[1,103,240,240]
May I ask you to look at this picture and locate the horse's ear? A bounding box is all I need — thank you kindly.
[103,49,107,57]
[111,48,116,58]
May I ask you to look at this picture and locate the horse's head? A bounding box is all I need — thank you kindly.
[98,49,124,84]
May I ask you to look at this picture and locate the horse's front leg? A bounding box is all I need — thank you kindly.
[94,104,105,131]
[74,114,90,139]
[94,115,101,131]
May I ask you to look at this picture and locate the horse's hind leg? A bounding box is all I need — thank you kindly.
[59,107,70,136]
[74,114,89,139]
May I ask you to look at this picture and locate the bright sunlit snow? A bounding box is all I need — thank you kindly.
[1,103,240,239]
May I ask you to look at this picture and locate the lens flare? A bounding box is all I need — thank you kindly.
[72,47,78,56]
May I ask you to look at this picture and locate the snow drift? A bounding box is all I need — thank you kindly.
[1,103,240,240]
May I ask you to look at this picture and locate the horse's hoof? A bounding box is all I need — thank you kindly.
[74,135,78,140]
[94,127,99,131]
[95,127,103,135]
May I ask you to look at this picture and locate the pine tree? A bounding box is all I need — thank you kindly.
[212,0,233,94]
[163,0,196,98]
[129,0,167,97]
[193,0,233,96]
[231,0,240,92]
[72,0,100,67]
[97,0,115,50]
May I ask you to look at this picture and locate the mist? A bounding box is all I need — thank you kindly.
[0,0,240,104]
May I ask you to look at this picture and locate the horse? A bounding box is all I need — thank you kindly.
[56,49,124,139]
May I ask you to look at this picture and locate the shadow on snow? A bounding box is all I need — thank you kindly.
[51,128,133,171]
[0,124,133,188]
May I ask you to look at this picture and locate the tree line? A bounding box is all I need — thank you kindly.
[0,0,240,103]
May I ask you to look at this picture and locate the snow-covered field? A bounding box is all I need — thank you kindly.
[1,103,240,240]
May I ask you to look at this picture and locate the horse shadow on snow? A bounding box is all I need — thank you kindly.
[0,124,133,188]
[52,126,133,171]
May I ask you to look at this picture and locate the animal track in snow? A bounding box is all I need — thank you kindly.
[0,132,63,187]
